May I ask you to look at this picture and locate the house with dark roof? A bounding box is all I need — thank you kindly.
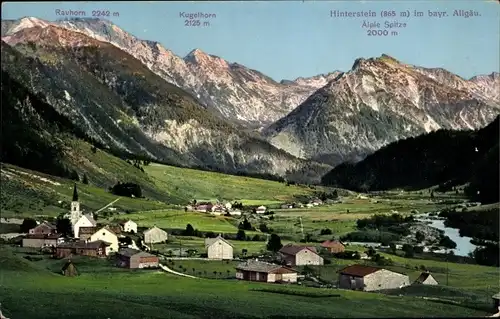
[22,233,63,248]
[320,240,345,253]
[28,221,57,235]
[235,260,298,283]
[413,272,438,285]
[492,292,500,311]
[115,248,159,269]
[338,264,410,291]
[279,243,324,266]
[55,240,110,258]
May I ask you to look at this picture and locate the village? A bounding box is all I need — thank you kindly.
[7,184,459,295]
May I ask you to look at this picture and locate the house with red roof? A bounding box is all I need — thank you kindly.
[278,243,324,266]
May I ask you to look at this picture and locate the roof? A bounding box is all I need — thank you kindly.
[338,264,382,277]
[493,293,500,300]
[62,260,77,271]
[80,214,97,226]
[321,240,345,248]
[143,226,167,235]
[116,219,135,226]
[25,233,62,240]
[256,206,266,210]
[72,183,78,201]
[205,235,234,248]
[117,248,156,258]
[279,243,317,256]
[236,260,295,273]
[58,240,110,249]
[33,221,57,230]
[414,272,435,284]
[94,225,119,236]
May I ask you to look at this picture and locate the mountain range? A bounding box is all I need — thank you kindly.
[1,16,499,182]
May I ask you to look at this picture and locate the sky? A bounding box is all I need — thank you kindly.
[2,1,499,81]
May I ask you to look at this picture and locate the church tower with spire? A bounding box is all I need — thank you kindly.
[70,184,82,226]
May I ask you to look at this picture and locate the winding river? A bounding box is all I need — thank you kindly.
[415,213,479,257]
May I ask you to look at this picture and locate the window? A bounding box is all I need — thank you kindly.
[103,232,105,236]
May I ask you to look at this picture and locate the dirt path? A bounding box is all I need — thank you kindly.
[158,263,198,279]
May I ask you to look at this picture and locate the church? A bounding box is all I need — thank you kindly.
[68,184,97,238]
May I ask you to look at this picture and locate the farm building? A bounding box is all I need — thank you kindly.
[229,209,242,216]
[195,202,214,212]
[279,244,324,266]
[338,264,410,291]
[117,220,138,233]
[73,214,97,239]
[90,226,119,254]
[78,227,98,241]
[28,221,57,235]
[311,199,323,206]
[143,226,168,244]
[321,240,345,253]
[205,235,233,259]
[225,202,232,210]
[256,206,266,214]
[116,248,159,269]
[55,240,110,258]
[22,233,63,248]
[413,272,438,285]
[493,293,500,311]
[61,260,78,277]
[235,260,297,283]
[306,203,314,208]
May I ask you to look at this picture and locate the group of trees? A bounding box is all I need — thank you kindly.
[110,182,142,198]
[321,116,499,195]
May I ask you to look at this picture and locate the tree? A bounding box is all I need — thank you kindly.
[70,170,79,182]
[402,244,414,258]
[259,223,269,233]
[236,229,246,240]
[415,231,425,242]
[266,234,283,252]
[20,218,37,233]
[82,173,89,185]
[238,218,252,231]
[56,217,72,237]
[184,224,195,236]
[389,242,397,254]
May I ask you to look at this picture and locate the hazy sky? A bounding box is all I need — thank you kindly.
[2,1,499,81]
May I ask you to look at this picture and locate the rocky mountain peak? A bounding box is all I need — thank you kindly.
[184,48,228,68]
[3,25,100,47]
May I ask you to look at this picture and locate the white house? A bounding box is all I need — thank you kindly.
[225,202,232,210]
[74,214,97,239]
[118,220,137,233]
[205,235,233,259]
[256,206,266,214]
[229,209,242,216]
[90,226,119,254]
[143,226,168,244]
[306,203,314,208]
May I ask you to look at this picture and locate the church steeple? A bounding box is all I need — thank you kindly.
[72,183,78,202]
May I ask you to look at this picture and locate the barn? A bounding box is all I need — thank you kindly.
[116,248,159,269]
[235,260,297,283]
[338,264,410,291]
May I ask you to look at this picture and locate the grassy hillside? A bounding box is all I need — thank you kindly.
[144,163,319,203]
[0,159,322,218]
[0,247,491,319]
